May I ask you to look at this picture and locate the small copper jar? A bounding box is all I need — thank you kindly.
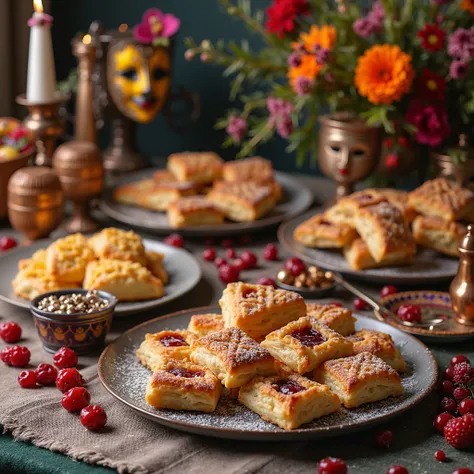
[52,141,104,233]
[8,167,64,241]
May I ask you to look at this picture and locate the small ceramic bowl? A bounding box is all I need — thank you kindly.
[30,289,117,354]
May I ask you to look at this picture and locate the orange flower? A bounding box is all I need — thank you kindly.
[297,25,337,52]
[355,45,414,105]
[461,0,474,15]
[288,54,322,89]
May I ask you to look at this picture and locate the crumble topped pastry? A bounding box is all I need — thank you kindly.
[219,282,306,340]
[313,352,403,408]
[238,373,341,430]
[305,303,356,336]
[113,179,156,206]
[167,196,224,228]
[167,151,224,184]
[190,327,276,388]
[262,317,353,374]
[145,357,222,412]
[145,250,169,284]
[222,156,274,184]
[18,249,47,271]
[187,313,224,338]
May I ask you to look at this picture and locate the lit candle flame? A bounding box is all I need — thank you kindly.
[82,34,92,45]
[33,0,44,13]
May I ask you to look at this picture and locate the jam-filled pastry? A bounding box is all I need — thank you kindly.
[347,329,406,372]
[190,327,275,388]
[219,282,306,340]
[305,303,356,336]
[187,313,224,338]
[45,233,95,283]
[261,317,353,374]
[145,250,168,285]
[167,197,224,228]
[145,357,222,412]
[238,373,341,430]
[113,179,156,206]
[89,228,146,266]
[313,352,403,408]
[83,259,164,301]
[294,214,357,249]
[207,181,276,222]
[136,330,197,371]
[167,151,224,184]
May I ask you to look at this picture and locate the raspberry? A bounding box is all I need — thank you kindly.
[459,399,474,415]
[62,387,91,412]
[9,346,31,367]
[56,368,84,392]
[225,248,237,259]
[440,397,457,413]
[164,233,183,248]
[35,363,57,385]
[231,258,246,272]
[221,239,233,248]
[354,298,367,311]
[53,347,78,369]
[0,236,17,251]
[453,362,474,385]
[263,243,278,261]
[0,321,22,343]
[444,367,454,381]
[434,450,446,462]
[444,414,474,449]
[218,264,240,284]
[240,250,257,269]
[454,387,471,402]
[214,257,227,268]
[386,467,408,474]
[452,469,474,474]
[0,346,13,365]
[451,355,470,367]
[397,304,422,323]
[380,286,398,298]
[202,248,216,262]
[433,412,454,433]
[318,457,347,474]
[256,277,277,288]
[18,370,37,388]
[284,257,304,270]
[80,405,107,431]
[438,380,454,397]
[375,430,393,448]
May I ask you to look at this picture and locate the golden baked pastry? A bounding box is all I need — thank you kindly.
[167,151,223,184]
[313,352,403,408]
[167,197,224,228]
[18,249,47,271]
[408,178,474,222]
[45,233,95,283]
[145,357,222,412]
[190,327,275,388]
[305,303,356,336]
[219,282,306,340]
[294,214,357,248]
[113,179,156,206]
[83,259,164,301]
[145,250,169,284]
[89,228,146,266]
[412,215,466,257]
[347,329,406,372]
[376,189,417,223]
[261,317,353,374]
[223,156,274,184]
[238,373,340,430]
[136,330,197,371]
[187,313,224,338]
[207,181,276,222]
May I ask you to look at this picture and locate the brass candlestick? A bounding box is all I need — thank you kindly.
[16,93,70,167]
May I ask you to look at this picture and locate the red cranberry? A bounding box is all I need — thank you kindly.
[290,327,326,347]
[318,457,347,474]
[62,387,91,412]
[164,233,184,248]
[289,260,306,277]
[18,370,37,388]
[0,236,18,252]
[438,380,454,397]
[202,248,216,262]
[273,380,306,395]
[240,250,257,269]
[225,248,237,259]
[0,347,13,365]
[433,412,454,433]
[451,355,470,367]
[375,430,393,448]
[168,367,205,378]
[454,387,471,402]
[440,397,457,413]
[380,286,398,298]
[53,347,78,369]
[256,277,277,288]
[214,257,227,268]
[284,257,304,270]
[386,467,408,474]
[218,264,240,284]
[239,235,251,245]
[9,346,31,368]
[159,334,188,347]
[56,368,84,392]
[263,243,278,261]
[232,258,246,272]
[452,469,474,474]
[35,363,57,385]
[397,304,422,323]
[0,321,22,343]
[354,298,367,310]
[444,367,454,381]
[434,450,446,462]
[221,239,233,248]
[459,398,474,415]
[80,405,107,431]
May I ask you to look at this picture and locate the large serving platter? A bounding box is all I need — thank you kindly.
[98,305,438,441]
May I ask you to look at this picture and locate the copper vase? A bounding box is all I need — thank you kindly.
[431,150,474,188]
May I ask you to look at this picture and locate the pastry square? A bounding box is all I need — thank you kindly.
[145,250,168,284]
[207,181,276,222]
[222,156,274,185]
[83,259,164,301]
[294,213,357,248]
[190,327,275,388]
[45,233,95,283]
[145,358,221,412]
[89,228,146,266]
[136,330,197,371]
[305,303,356,336]
[313,352,403,408]
[408,178,474,222]
[167,197,224,228]
[113,179,155,206]
[219,282,306,340]
[261,317,353,374]
[187,313,224,338]
[347,329,406,372]
[376,189,417,223]
[412,215,466,258]
[353,201,417,264]
[238,373,340,430]
[167,151,223,184]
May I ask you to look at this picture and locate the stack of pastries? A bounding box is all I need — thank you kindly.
[114,153,282,227]
[12,228,167,302]
[294,178,473,270]
[137,282,406,431]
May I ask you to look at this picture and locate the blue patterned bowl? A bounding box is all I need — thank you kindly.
[30,290,117,354]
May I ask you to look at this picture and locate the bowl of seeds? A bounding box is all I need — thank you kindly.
[30,289,117,354]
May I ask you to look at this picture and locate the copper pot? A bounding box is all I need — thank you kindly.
[431,150,474,188]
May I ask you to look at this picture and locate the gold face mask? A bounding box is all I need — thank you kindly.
[107,41,171,123]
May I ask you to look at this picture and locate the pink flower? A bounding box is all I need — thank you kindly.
[295,76,312,95]
[276,116,294,138]
[405,101,451,148]
[133,8,180,45]
[287,52,302,67]
[450,59,469,79]
[226,116,248,143]
[267,97,293,117]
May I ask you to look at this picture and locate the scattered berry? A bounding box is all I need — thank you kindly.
[380,286,398,298]
[284,257,304,271]
[386,467,408,474]
[459,399,474,416]
[56,368,84,392]
[452,469,474,474]
[434,412,454,433]
[438,380,454,397]
[231,258,246,272]
[444,367,455,381]
[354,298,367,311]
[202,248,216,262]
[263,243,278,261]
[221,239,233,249]
[218,264,240,284]
[164,233,184,248]
[256,277,277,288]
[9,346,31,367]
[240,250,257,269]
[288,260,306,277]
[0,236,18,252]
[397,304,422,323]
[444,414,474,449]
[62,387,91,412]
[434,450,446,462]
[214,257,227,268]
[0,321,22,343]
[18,370,37,388]
[453,362,474,385]
[451,355,470,367]
[454,387,471,402]
[440,397,457,413]
[375,430,393,448]
[80,405,107,431]
[35,363,58,385]
[239,235,251,245]
[318,457,347,474]
[53,347,78,369]
[1,347,13,365]
[225,248,237,259]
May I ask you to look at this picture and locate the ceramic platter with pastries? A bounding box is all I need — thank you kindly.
[278,178,471,284]
[0,227,201,316]
[99,153,313,236]
[98,282,437,440]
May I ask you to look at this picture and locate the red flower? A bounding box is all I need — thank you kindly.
[266,0,310,38]
[417,69,447,101]
[417,24,446,52]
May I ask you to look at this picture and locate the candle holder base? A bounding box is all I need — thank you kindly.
[64,210,99,234]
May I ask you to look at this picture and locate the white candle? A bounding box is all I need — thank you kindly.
[26,0,57,103]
